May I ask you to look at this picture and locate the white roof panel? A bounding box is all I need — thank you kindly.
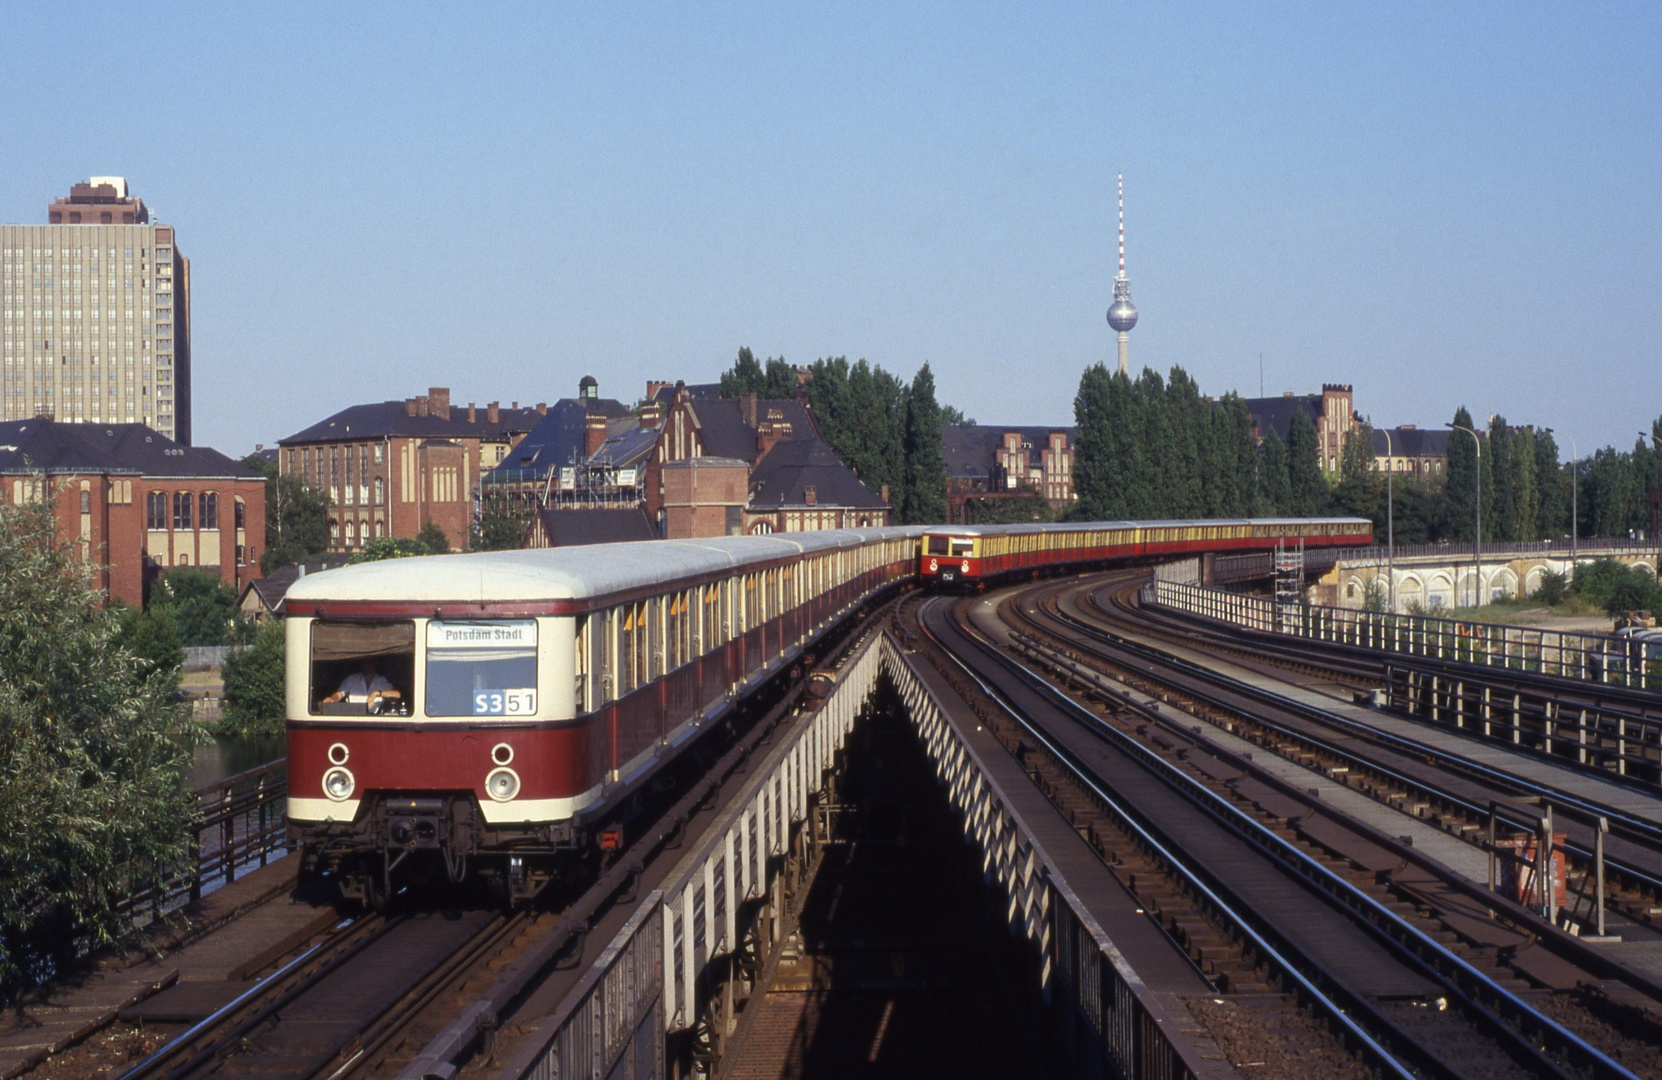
[284,527,924,605]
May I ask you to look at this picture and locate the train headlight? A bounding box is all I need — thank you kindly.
[961,560,970,572]
[485,767,521,803]
[322,766,355,802]
[929,559,938,572]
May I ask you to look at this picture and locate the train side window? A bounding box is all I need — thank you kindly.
[310,621,415,716]
[596,608,614,705]
[575,616,590,712]
[425,620,538,717]
[949,538,973,557]
[619,606,638,696]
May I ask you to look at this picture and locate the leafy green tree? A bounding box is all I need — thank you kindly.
[1260,428,1291,515]
[220,619,287,737]
[1534,429,1566,539]
[719,347,766,398]
[352,537,436,563]
[968,494,1053,523]
[148,569,239,647]
[939,404,976,426]
[718,348,797,400]
[260,475,332,574]
[0,497,195,991]
[472,495,530,551]
[901,363,948,524]
[112,603,185,689]
[416,520,451,553]
[1444,406,1492,541]
[1285,408,1328,515]
[1333,425,1383,527]
[1070,363,1115,519]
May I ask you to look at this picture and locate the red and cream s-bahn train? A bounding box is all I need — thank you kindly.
[283,527,922,903]
[918,517,1373,588]
[284,517,1368,902]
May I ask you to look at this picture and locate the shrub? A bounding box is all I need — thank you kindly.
[220,620,286,737]
[1570,558,1662,617]
[1532,569,1568,606]
[0,498,194,993]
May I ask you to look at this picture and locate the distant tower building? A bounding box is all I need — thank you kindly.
[1106,173,1138,376]
[1,178,191,442]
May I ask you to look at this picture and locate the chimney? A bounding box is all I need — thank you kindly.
[640,402,661,430]
[535,402,547,416]
[512,401,519,410]
[739,392,758,430]
[468,402,477,423]
[487,401,500,424]
[880,484,890,505]
[428,388,451,420]
[757,408,786,457]
[405,397,420,417]
[585,414,608,457]
[805,485,817,506]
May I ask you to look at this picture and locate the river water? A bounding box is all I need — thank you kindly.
[186,734,285,789]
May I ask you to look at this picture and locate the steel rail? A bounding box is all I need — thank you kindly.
[114,915,372,1080]
[912,598,1421,1080]
[1068,578,1662,894]
[941,596,1638,1080]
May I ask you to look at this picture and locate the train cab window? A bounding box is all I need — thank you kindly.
[310,621,415,716]
[949,538,973,557]
[425,620,538,717]
[926,535,950,556]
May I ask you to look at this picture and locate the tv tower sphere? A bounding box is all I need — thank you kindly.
[1107,294,1138,333]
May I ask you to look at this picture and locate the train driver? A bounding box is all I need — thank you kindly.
[323,658,403,712]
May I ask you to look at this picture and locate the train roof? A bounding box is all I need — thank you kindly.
[283,526,925,606]
[919,517,1373,537]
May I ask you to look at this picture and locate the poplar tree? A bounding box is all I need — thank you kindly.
[1071,364,1115,519]
[1285,408,1328,515]
[901,363,948,524]
[1260,428,1291,515]
[1533,429,1566,538]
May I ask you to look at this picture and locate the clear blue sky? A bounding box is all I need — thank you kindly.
[3,3,1657,459]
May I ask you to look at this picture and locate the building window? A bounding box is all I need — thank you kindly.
[345,520,356,547]
[236,544,245,566]
[146,491,167,530]
[374,477,384,505]
[200,491,219,530]
[234,499,246,530]
[79,489,90,513]
[173,491,192,530]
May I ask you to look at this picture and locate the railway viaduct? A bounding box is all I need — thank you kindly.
[1314,539,1660,613]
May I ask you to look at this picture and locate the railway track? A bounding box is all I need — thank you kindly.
[1051,574,1662,917]
[911,589,1659,1078]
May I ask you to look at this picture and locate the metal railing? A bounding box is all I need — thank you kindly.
[1144,578,1662,691]
[1336,538,1659,567]
[494,627,883,1080]
[121,759,289,921]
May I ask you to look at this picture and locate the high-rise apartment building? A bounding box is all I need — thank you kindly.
[1,178,191,443]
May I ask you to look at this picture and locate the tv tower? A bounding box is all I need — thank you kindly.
[1106,173,1139,376]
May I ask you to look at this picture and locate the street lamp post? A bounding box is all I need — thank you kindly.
[1451,424,1482,608]
[1381,428,1395,613]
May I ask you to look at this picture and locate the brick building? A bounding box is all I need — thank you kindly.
[942,424,1076,523]
[650,386,890,537]
[277,388,542,552]
[1371,426,1450,481]
[0,418,264,606]
[1242,384,1359,473]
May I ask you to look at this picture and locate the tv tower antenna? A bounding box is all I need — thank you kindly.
[1106,173,1139,376]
